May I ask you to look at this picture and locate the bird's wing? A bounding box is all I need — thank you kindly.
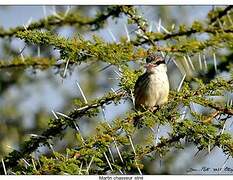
[134,72,150,109]
[134,72,149,95]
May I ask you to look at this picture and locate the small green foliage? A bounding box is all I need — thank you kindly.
[35,153,81,174]
[191,21,204,32]
[122,6,148,32]
[179,24,187,33]
[218,133,233,157]
[119,66,143,92]
[0,57,56,70]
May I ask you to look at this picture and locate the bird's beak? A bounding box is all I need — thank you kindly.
[144,63,156,69]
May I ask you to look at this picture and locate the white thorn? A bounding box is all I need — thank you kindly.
[130,89,135,106]
[42,6,47,19]
[220,155,230,172]
[66,151,69,160]
[36,154,42,169]
[126,115,143,175]
[26,17,33,27]
[150,127,156,133]
[217,18,224,30]
[161,51,165,58]
[135,159,143,175]
[213,53,217,72]
[113,69,122,78]
[37,46,40,57]
[52,110,59,119]
[177,73,186,92]
[107,28,117,42]
[52,6,56,15]
[75,105,88,111]
[73,122,85,144]
[29,133,39,137]
[86,156,94,174]
[128,135,136,156]
[160,24,171,34]
[1,158,7,175]
[20,53,25,62]
[22,158,31,167]
[64,5,71,17]
[203,54,208,71]
[171,24,175,30]
[229,119,233,130]
[107,123,124,164]
[124,23,130,42]
[119,169,124,174]
[19,47,25,62]
[114,141,124,163]
[101,106,107,122]
[183,56,191,72]
[51,6,61,19]
[104,152,113,171]
[227,13,233,26]
[135,30,149,40]
[180,106,188,121]
[155,125,160,146]
[229,99,233,107]
[118,67,123,74]
[78,162,83,175]
[29,134,46,138]
[108,147,115,163]
[157,18,161,32]
[56,111,72,120]
[187,55,195,71]
[23,24,28,30]
[97,63,112,73]
[198,53,203,70]
[23,17,32,30]
[173,59,183,75]
[191,102,197,113]
[111,88,117,95]
[73,121,81,132]
[6,145,16,150]
[76,81,88,104]
[48,142,58,159]
[208,144,211,154]
[220,121,226,135]
[63,58,70,78]
[149,21,153,32]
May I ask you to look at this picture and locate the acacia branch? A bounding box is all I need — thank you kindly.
[0,6,123,38]
[14,28,233,66]
[210,5,233,24]
[122,6,233,46]
[0,57,56,69]
[0,91,125,174]
[197,100,233,116]
[133,27,233,46]
[0,57,80,70]
[142,122,233,159]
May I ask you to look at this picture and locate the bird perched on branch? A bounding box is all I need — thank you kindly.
[134,53,169,112]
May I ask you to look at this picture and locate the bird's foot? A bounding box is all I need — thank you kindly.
[150,105,159,112]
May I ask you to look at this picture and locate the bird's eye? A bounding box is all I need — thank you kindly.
[146,57,151,63]
[146,54,165,64]
[154,59,165,66]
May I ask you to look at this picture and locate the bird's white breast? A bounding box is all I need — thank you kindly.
[144,65,169,107]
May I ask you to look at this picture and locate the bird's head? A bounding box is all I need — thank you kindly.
[144,53,167,73]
